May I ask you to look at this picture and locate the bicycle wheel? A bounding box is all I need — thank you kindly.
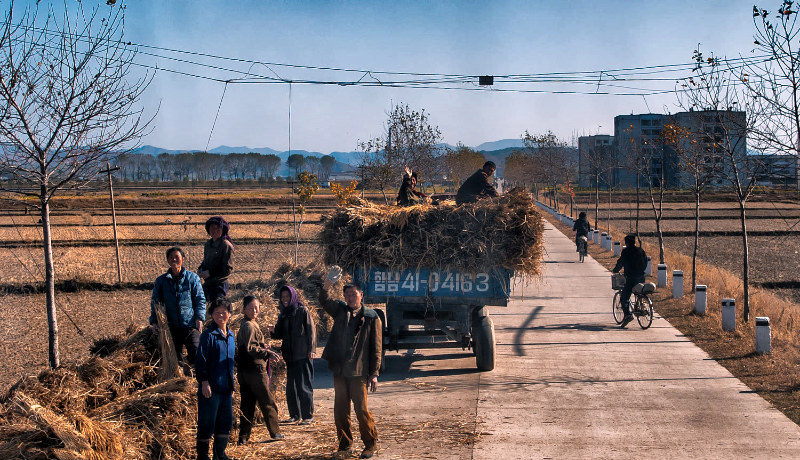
[635,295,654,329]
[579,248,585,263]
[612,291,624,324]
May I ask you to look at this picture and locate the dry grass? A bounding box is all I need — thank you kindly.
[544,209,800,424]
[320,189,545,276]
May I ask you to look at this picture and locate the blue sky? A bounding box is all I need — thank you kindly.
[24,0,765,152]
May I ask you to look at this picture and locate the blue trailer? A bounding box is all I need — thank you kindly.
[351,266,513,371]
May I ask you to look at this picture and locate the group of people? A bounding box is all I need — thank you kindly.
[396,161,499,206]
[150,216,381,459]
[572,212,648,329]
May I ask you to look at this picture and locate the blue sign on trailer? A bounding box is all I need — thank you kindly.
[353,266,512,305]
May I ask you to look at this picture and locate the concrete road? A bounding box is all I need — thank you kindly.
[312,220,800,459]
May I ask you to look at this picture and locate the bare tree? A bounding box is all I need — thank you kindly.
[358,103,443,203]
[444,143,485,188]
[743,2,800,175]
[0,1,152,368]
[684,49,757,321]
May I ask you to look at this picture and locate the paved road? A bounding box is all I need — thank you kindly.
[312,220,800,459]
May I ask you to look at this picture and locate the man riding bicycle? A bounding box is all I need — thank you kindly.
[572,212,591,252]
[612,234,648,328]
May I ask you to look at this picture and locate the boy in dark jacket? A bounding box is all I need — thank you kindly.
[319,276,382,459]
[612,234,648,328]
[272,285,317,424]
[572,211,592,252]
[455,161,499,205]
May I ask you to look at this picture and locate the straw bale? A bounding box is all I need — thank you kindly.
[153,303,182,382]
[10,392,103,460]
[320,188,545,276]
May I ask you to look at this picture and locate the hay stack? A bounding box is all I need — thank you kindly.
[320,188,545,276]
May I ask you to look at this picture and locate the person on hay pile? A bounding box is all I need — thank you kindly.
[396,166,427,206]
[455,160,499,205]
[271,284,317,425]
[149,246,206,365]
[319,266,382,459]
[195,297,236,460]
[236,295,284,445]
[612,234,649,328]
[198,216,234,305]
[572,211,592,251]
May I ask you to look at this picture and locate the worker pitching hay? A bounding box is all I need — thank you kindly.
[320,188,545,277]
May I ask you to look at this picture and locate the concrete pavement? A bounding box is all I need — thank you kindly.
[472,220,800,459]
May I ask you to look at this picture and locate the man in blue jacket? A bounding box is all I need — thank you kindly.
[150,246,207,363]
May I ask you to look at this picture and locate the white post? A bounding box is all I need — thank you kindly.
[672,270,683,298]
[593,230,599,244]
[600,232,607,249]
[694,285,707,315]
[645,256,652,276]
[722,298,736,331]
[755,317,771,354]
[657,264,667,287]
[613,241,621,257]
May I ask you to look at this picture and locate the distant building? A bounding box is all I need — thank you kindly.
[613,113,680,188]
[577,135,614,188]
[747,153,799,188]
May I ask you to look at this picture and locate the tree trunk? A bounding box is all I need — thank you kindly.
[738,199,751,322]
[635,175,641,245]
[594,174,600,229]
[692,184,700,292]
[41,196,59,369]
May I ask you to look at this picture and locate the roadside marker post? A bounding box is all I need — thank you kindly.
[722,299,736,331]
[756,317,771,354]
[657,264,668,287]
[645,256,652,276]
[672,270,684,298]
[694,285,707,315]
[613,241,621,257]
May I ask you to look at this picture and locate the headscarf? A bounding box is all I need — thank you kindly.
[205,216,233,244]
[279,285,303,314]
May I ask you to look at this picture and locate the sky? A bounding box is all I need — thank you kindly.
[17,0,766,153]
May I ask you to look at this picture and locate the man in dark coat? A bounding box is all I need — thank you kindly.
[455,161,499,205]
[319,278,382,459]
[612,234,648,328]
[198,216,234,305]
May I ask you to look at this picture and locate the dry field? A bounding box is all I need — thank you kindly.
[565,193,800,304]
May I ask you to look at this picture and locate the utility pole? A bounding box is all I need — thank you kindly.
[101,162,122,284]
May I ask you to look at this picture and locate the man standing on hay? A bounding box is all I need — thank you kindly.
[319,267,382,459]
[150,246,206,365]
[455,161,499,205]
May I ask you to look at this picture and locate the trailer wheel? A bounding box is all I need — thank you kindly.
[376,308,387,372]
[472,315,495,372]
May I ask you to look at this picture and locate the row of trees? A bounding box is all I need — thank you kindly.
[115,151,337,182]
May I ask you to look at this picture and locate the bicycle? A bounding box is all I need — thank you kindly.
[577,235,588,263]
[611,273,655,329]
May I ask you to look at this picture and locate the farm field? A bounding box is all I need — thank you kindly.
[564,192,800,304]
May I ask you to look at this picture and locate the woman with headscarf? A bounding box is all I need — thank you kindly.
[198,216,234,305]
[272,285,317,424]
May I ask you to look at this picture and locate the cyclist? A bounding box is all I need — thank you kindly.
[572,212,591,252]
[612,234,648,328]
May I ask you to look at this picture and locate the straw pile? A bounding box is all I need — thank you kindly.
[320,188,545,276]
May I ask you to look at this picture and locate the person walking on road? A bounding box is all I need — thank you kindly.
[198,216,234,305]
[319,272,382,459]
[272,285,317,425]
[612,234,648,328]
[236,295,284,445]
[150,246,206,364]
[195,298,236,460]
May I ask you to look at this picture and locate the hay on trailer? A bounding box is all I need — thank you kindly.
[320,187,545,276]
